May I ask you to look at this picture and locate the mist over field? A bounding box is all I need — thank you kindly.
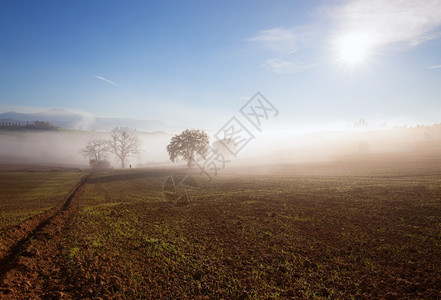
[1,122,440,170]
[0,130,172,167]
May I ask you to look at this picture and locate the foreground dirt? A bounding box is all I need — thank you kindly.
[0,169,440,299]
[0,175,88,299]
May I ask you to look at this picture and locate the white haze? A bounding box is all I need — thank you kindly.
[1,123,440,170]
[0,130,172,168]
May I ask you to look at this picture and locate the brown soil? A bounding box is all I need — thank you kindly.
[0,175,88,299]
[0,168,440,299]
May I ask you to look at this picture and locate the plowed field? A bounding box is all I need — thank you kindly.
[1,167,440,299]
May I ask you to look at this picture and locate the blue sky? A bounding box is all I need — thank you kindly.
[1,0,441,131]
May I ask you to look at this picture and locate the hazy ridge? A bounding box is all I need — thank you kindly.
[0,109,179,132]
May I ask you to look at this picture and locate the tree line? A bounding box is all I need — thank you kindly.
[81,128,236,169]
[0,120,57,130]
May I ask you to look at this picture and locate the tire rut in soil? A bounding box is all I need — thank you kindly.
[0,174,89,279]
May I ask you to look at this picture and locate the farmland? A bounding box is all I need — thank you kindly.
[0,170,85,228]
[0,164,441,299]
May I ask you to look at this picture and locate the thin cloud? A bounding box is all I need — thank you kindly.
[94,75,119,87]
[428,65,441,69]
[262,57,294,74]
[254,47,321,73]
[262,56,319,74]
[332,0,441,48]
[248,27,319,73]
[248,28,298,53]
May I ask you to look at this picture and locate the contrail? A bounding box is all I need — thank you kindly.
[428,65,441,69]
[94,75,119,87]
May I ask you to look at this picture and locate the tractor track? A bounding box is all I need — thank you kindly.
[0,174,89,294]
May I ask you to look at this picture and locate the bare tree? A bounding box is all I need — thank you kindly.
[167,129,209,167]
[80,138,109,161]
[107,127,140,168]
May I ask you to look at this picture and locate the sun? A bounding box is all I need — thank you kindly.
[335,32,373,65]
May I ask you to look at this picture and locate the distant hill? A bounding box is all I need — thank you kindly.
[0,109,179,132]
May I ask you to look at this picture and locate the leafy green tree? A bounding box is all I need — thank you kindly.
[167,129,209,167]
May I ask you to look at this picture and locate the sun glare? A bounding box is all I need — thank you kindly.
[335,33,373,65]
